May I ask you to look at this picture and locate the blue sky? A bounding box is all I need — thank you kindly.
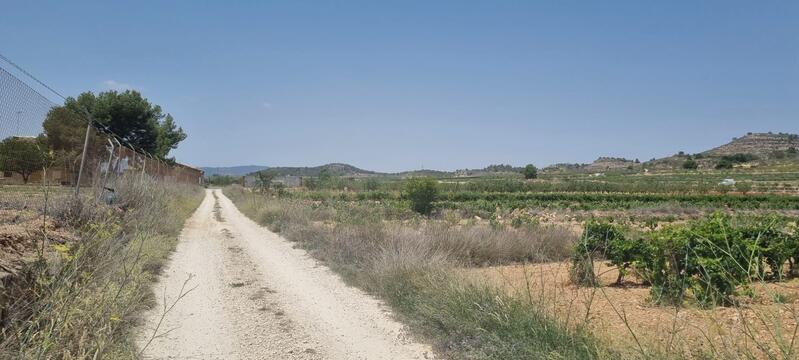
[2,1,797,171]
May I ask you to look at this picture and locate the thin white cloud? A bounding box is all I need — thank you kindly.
[102,80,138,91]
[262,102,273,109]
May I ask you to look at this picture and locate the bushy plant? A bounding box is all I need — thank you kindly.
[605,232,647,285]
[735,182,753,194]
[571,220,646,286]
[403,177,438,215]
[364,177,380,191]
[682,214,752,307]
[570,220,614,286]
[715,159,734,169]
[643,228,690,306]
[523,164,538,179]
[738,218,796,280]
[573,214,799,307]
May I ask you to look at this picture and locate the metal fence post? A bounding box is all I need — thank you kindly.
[74,120,93,196]
[97,138,115,202]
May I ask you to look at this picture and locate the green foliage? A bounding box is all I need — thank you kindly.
[0,136,51,183]
[403,177,438,215]
[302,176,319,190]
[364,177,380,191]
[318,168,332,183]
[255,170,277,192]
[205,174,239,186]
[677,215,752,307]
[570,221,613,286]
[42,106,89,152]
[735,182,752,194]
[715,159,733,169]
[572,214,799,307]
[716,153,757,169]
[482,163,520,172]
[739,217,795,280]
[643,228,690,305]
[682,159,698,169]
[523,164,538,179]
[570,220,646,285]
[44,90,185,160]
[154,114,187,162]
[605,234,647,285]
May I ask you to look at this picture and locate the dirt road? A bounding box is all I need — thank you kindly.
[137,189,433,359]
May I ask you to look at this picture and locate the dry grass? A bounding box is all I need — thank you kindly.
[226,185,799,359]
[473,261,799,359]
[0,176,203,358]
[224,185,615,359]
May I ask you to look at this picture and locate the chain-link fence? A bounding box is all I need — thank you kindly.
[0,55,203,342]
[0,56,203,210]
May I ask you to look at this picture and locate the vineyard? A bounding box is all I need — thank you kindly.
[220,163,799,358]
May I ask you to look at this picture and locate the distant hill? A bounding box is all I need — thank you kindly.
[202,163,377,178]
[205,133,799,178]
[202,165,269,177]
[396,169,454,177]
[542,158,638,174]
[645,132,799,170]
[582,157,639,172]
[703,132,799,157]
[247,163,377,177]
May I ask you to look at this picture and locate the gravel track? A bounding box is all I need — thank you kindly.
[137,189,433,359]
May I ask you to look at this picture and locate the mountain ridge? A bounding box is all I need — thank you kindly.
[204,132,799,176]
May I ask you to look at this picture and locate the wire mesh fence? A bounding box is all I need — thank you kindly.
[0,57,203,210]
[0,55,205,351]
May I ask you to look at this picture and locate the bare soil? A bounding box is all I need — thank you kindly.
[470,262,799,358]
[0,209,77,281]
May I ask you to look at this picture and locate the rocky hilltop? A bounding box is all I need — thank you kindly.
[704,132,799,157]
[582,157,638,172]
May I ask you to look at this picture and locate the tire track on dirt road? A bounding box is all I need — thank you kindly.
[137,189,433,359]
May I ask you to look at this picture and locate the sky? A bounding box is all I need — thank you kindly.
[1,1,797,172]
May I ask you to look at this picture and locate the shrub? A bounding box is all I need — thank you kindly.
[570,220,615,286]
[644,228,690,306]
[739,218,795,280]
[605,231,647,285]
[681,215,752,307]
[715,159,733,169]
[364,178,380,191]
[717,153,757,169]
[572,213,799,307]
[571,220,646,286]
[523,164,538,179]
[682,159,698,169]
[403,177,438,215]
[735,182,752,194]
[0,136,51,183]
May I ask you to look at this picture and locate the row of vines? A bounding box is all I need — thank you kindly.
[571,214,799,307]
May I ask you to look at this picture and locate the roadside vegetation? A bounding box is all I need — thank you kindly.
[0,84,199,359]
[0,177,203,358]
